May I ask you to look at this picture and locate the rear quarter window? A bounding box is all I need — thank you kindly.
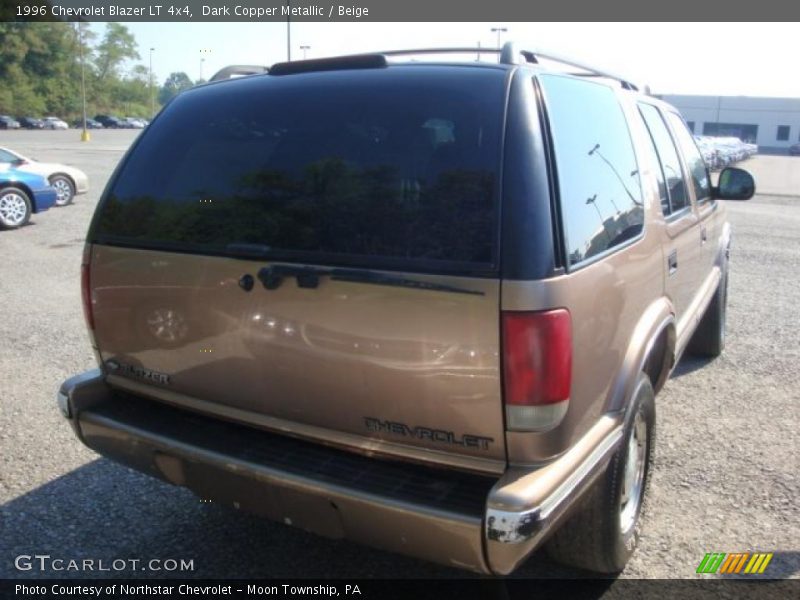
[538,75,644,267]
[92,67,507,274]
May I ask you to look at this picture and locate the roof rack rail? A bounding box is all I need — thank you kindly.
[210,65,269,82]
[510,43,639,91]
[377,44,639,90]
[378,47,496,57]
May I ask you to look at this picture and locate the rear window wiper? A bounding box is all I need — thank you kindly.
[255,264,484,296]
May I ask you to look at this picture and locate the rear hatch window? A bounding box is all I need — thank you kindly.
[91,66,507,274]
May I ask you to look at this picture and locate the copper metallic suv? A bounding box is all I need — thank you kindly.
[58,44,755,575]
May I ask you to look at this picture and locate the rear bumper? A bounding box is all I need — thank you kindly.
[58,370,622,575]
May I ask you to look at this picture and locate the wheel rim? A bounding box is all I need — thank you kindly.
[52,179,73,205]
[620,409,647,535]
[0,193,28,226]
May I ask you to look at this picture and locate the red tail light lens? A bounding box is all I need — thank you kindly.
[502,309,572,431]
[81,244,94,330]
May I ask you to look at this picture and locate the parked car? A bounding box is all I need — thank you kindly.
[59,43,755,576]
[42,116,69,130]
[0,169,57,229]
[0,115,21,129]
[18,116,45,129]
[94,114,124,128]
[73,118,103,129]
[790,143,800,156]
[121,117,147,128]
[0,146,89,206]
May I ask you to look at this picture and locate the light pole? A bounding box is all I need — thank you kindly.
[77,22,89,142]
[149,47,155,118]
[490,27,507,54]
[300,45,310,59]
[199,48,211,81]
[286,1,291,61]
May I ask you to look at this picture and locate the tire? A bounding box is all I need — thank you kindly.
[688,268,728,358]
[50,174,76,206]
[0,187,33,230]
[545,372,656,574]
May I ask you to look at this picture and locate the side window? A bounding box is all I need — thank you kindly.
[539,75,644,267]
[638,104,690,215]
[636,109,670,215]
[0,149,17,163]
[665,111,711,202]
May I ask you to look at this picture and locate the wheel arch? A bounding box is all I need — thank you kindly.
[49,172,77,189]
[605,297,676,414]
[0,182,35,209]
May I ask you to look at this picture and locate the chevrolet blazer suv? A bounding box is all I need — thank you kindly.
[58,44,755,575]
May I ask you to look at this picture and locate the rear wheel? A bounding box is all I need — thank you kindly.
[0,187,33,230]
[688,268,728,358]
[545,372,655,573]
[50,175,75,206]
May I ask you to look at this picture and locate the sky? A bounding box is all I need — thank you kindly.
[111,22,800,98]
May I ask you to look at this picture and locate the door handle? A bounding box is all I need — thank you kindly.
[668,250,678,275]
[701,226,708,244]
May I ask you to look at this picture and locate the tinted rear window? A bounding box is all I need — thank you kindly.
[92,67,506,273]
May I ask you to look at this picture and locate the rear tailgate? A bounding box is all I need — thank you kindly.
[87,66,509,472]
[90,246,505,469]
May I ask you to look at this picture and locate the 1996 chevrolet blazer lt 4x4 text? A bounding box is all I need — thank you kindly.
[58,43,755,575]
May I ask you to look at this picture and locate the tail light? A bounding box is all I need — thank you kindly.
[502,309,572,431]
[81,244,95,330]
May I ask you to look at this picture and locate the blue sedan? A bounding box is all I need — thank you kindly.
[0,168,57,229]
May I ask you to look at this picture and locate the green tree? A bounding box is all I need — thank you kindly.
[158,71,194,105]
[94,23,139,82]
[0,22,156,119]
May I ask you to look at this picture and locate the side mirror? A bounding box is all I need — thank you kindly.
[714,167,755,200]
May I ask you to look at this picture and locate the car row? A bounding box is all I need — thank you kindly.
[1,146,89,205]
[1,115,72,130]
[694,135,758,170]
[0,115,149,130]
[93,115,149,129]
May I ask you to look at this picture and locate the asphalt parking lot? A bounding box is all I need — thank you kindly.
[0,130,798,581]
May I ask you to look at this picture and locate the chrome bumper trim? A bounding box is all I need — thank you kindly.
[485,424,623,544]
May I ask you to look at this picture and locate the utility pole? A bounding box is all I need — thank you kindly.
[490,26,507,57]
[78,22,89,142]
[286,1,292,61]
[199,48,211,81]
[149,47,155,118]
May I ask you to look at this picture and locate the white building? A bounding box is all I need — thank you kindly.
[658,95,800,154]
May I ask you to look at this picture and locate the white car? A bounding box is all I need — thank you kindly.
[123,117,147,129]
[42,117,69,130]
[0,146,89,206]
